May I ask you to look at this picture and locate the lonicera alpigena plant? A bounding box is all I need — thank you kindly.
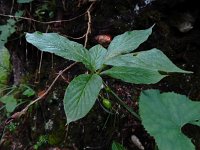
[25,26,200,150]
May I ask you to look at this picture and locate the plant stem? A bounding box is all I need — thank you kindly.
[0,126,6,144]
[110,90,141,120]
[0,106,6,111]
[103,83,141,120]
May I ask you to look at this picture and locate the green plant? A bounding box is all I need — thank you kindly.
[0,47,11,88]
[0,11,23,48]
[25,26,195,149]
[0,10,36,114]
[0,84,35,114]
[0,95,17,113]
[0,11,23,89]
[33,135,48,150]
[6,122,18,133]
[112,141,126,150]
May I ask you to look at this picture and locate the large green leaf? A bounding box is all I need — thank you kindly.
[112,141,126,150]
[101,67,166,84]
[105,48,191,73]
[0,47,11,86]
[88,44,107,71]
[106,26,153,60]
[64,74,102,124]
[26,32,92,69]
[139,90,200,150]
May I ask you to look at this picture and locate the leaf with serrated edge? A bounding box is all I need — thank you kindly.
[89,44,107,71]
[101,66,166,84]
[26,32,92,70]
[64,74,102,124]
[105,48,191,73]
[106,25,153,60]
[139,90,200,150]
[190,120,200,126]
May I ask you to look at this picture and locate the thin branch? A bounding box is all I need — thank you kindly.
[62,2,95,41]
[5,62,77,124]
[65,33,86,40]
[84,2,94,47]
[35,25,50,83]
[0,12,86,24]
[10,0,15,14]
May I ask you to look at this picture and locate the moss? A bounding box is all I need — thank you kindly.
[47,121,66,145]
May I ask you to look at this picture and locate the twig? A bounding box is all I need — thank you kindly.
[35,25,50,83]
[10,0,14,14]
[62,3,95,41]
[0,126,6,144]
[5,62,77,124]
[84,2,94,47]
[62,0,67,11]
[0,12,85,24]
[65,33,86,40]
[35,51,43,83]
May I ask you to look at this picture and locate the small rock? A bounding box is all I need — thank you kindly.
[131,135,144,150]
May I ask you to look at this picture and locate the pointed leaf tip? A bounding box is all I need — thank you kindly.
[106,26,153,59]
[105,48,192,75]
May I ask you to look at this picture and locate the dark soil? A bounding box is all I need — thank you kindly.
[1,0,200,149]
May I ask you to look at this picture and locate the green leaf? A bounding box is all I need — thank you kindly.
[106,25,153,60]
[139,90,200,150]
[7,19,16,26]
[0,47,11,85]
[101,66,166,84]
[17,0,34,3]
[26,32,91,69]
[64,74,102,124]
[105,48,191,73]
[88,44,107,71]
[0,24,16,45]
[112,141,126,150]
[15,10,24,19]
[23,87,35,97]
[0,11,23,46]
[0,95,17,113]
